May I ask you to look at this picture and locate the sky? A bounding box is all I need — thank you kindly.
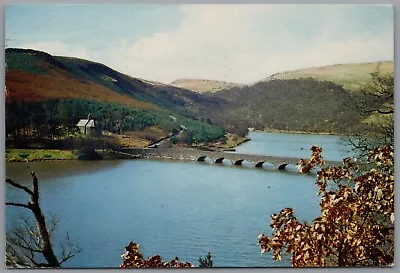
[5,4,394,84]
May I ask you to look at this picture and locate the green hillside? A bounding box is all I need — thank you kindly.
[264,61,393,92]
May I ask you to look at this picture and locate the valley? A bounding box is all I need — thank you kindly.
[4,48,394,162]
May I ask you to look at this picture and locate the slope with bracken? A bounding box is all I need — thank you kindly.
[5,48,227,147]
[5,48,223,116]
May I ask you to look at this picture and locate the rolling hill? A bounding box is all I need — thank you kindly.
[5,48,227,145]
[5,48,392,139]
[262,61,393,92]
[5,48,222,117]
[170,79,242,93]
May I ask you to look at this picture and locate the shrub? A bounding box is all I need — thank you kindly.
[18,152,29,159]
[77,148,102,160]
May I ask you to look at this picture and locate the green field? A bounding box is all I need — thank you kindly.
[6,149,76,162]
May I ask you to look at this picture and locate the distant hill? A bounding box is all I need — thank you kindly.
[200,78,367,135]
[170,79,242,93]
[261,61,393,92]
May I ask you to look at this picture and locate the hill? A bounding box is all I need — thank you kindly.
[200,78,366,135]
[170,79,242,93]
[6,48,389,140]
[5,48,223,117]
[262,61,393,92]
[5,48,226,147]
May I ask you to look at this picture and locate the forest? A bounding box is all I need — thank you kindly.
[5,98,225,149]
[200,78,367,135]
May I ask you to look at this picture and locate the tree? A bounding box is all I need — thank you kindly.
[198,252,214,268]
[120,242,215,268]
[120,241,193,268]
[258,146,394,267]
[5,172,80,268]
[346,72,394,158]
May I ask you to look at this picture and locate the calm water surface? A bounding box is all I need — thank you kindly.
[235,131,354,162]
[6,159,321,268]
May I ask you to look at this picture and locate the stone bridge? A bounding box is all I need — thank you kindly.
[120,147,339,174]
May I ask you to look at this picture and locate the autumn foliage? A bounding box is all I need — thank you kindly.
[120,242,193,268]
[297,146,324,174]
[5,69,156,109]
[258,146,394,267]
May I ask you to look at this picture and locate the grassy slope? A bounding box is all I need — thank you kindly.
[170,79,242,93]
[266,61,393,92]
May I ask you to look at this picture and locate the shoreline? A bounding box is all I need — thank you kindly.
[253,129,337,135]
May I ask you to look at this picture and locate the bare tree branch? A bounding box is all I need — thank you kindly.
[8,240,42,253]
[6,202,31,209]
[5,173,81,268]
[5,178,34,196]
[59,252,76,265]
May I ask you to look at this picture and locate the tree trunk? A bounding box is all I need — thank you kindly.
[29,174,60,267]
[31,206,60,267]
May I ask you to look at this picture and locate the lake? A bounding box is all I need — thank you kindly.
[5,132,350,268]
[235,131,354,162]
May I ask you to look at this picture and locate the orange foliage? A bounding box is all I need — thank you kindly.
[5,68,158,110]
[120,242,193,268]
[297,146,325,174]
[259,147,394,267]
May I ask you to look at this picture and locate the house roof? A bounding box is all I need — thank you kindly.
[76,119,96,127]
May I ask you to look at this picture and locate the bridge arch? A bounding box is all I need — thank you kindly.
[234,159,245,166]
[197,156,207,162]
[255,161,264,168]
[215,157,225,164]
[278,163,288,170]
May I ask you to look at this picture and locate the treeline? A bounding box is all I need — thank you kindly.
[201,78,366,135]
[5,98,225,148]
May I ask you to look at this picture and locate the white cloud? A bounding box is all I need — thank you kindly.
[106,5,393,84]
[15,5,394,84]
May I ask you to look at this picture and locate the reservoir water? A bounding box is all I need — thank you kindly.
[5,132,351,267]
[235,131,354,162]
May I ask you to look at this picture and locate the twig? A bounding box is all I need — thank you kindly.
[5,179,34,196]
[5,202,30,209]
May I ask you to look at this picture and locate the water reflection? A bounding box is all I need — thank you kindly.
[6,160,125,184]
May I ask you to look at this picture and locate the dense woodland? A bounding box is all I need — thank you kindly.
[5,98,225,148]
[201,78,366,135]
